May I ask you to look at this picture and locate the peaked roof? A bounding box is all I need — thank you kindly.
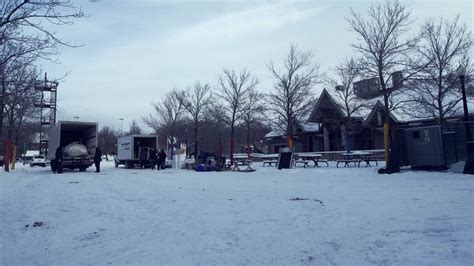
[308,89,346,122]
[363,101,401,126]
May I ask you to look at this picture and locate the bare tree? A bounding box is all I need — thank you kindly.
[348,0,420,163]
[177,82,212,155]
[128,120,142,135]
[143,89,184,153]
[0,1,83,48]
[215,68,258,163]
[0,0,83,132]
[1,57,38,140]
[98,126,118,159]
[0,50,37,134]
[1,0,83,171]
[267,45,319,149]
[242,88,265,158]
[327,58,368,150]
[203,108,228,156]
[405,16,472,124]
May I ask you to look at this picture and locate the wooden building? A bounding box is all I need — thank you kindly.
[263,88,474,154]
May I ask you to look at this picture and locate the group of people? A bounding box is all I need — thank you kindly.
[148,149,167,170]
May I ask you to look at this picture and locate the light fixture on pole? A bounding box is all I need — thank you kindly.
[119,118,124,136]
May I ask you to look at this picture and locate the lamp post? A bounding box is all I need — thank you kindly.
[459,75,472,155]
[119,118,124,136]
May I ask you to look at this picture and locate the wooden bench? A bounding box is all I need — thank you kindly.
[262,160,277,167]
[336,159,362,168]
[294,159,310,168]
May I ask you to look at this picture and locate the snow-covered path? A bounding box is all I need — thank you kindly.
[1,162,473,265]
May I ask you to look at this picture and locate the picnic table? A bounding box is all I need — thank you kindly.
[258,154,279,167]
[231,155,254,172]
[337,151,378,168]
[294,152,328,167]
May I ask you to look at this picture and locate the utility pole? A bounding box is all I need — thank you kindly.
[460,75,472,155]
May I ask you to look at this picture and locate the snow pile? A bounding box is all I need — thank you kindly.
[0,162,473,265]
[64,143,89,157]
[449,161,465,173]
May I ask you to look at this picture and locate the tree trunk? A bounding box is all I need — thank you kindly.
[0,66,6,167]
[194,120,198,156]
[380,69,391,165]
[0,65,5,135]
[169,132,174,167]
[287,116,293,149]
[230,125,235,164]
[219,132,222,157]
[4,108,13,172]
[246,128,251,160]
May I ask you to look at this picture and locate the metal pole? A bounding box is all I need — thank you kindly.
[460,75,471,155]
[119,118,123,136]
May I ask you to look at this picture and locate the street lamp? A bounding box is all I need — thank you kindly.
[119,118,124,136]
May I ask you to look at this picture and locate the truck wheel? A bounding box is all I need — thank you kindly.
[125,162,131,169]
[115,161,119,168]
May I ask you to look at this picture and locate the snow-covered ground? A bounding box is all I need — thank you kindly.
[1,161,473,265]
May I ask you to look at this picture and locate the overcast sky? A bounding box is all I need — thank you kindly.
[40,0,473,132]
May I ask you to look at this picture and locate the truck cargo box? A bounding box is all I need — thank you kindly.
[47,121,98,171]
[116,135,158,168]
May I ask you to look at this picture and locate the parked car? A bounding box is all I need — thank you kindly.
[30,155,47,167]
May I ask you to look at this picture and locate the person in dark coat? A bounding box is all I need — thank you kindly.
[158,149,167,170]
[149,149,157,170]
[94,147,102,173]
[55,146,64,174]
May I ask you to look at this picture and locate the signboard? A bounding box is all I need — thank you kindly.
[277,151,293,169]
[167,136,177,144]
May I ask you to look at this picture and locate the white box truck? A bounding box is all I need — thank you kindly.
[47,121,98,172]
[115,135,158,168]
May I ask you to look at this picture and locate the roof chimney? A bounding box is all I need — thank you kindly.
[392,71,403,90]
